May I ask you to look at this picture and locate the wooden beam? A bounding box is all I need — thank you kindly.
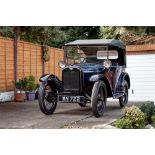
[13,27,20,82]
[127,44,155,52]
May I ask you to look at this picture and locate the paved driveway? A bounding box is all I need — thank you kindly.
[0,100,145,129]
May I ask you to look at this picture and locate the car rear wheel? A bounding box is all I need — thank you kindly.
[91,80,107,117]
[38,82,57,115]
[119,81,128,108]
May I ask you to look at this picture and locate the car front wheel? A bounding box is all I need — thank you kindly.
[91,80,107,117]
[119,81,128,108]
[38,82,57,115]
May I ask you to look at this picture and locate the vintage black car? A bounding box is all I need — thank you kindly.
[38,39,130,117]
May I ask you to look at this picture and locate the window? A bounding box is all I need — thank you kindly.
[97,50,118,59]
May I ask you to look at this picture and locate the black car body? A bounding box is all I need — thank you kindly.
[38,39,130,117]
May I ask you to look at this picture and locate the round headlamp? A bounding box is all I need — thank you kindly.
[103,60,111,69]
[58,61,66,69]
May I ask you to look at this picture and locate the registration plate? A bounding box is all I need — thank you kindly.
[58,95,84,103]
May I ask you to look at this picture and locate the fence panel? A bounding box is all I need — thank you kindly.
[0,38,14,91]
[17,42,43,83]
[0,37,64,92]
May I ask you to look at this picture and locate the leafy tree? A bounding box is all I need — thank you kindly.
[1,26,155,47]
[19,26,66,45]
[54,26,100,47]
[0,26,14,38]
[60,26,100,40]
[0,26,100,48]
[99,26,121,39]
[100,26,155,45]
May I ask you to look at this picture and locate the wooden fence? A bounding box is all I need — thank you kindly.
[0,37,64,91]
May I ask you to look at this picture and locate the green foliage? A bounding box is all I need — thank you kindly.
[66,46,79,59]
[99,26,121,39]
[129,27,155,36]
[0,26,100,48]
[28,75,35,81]
[36,83,40,89]
[122,106,145,129]
[42,45,50,62]
[100,26,155,39]
[133,27,147,36]
[25,75,36,92]
[140,102,155,123]
[1,26,155,47]
[15,78,27,91]
[151,115,155,128]
[151,115,155,124]
[20,26,66,47]
[114,118,132,129]
[15,80,22,90]
[0,26,14,38]
[100,26,155,45]
[61,26,100,41]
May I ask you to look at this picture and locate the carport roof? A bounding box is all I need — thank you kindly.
[65,39,126,50]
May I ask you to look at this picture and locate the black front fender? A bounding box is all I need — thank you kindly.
[39,74,62,92]
[89,74,113,97]
[89,74,103,82]
[39,74,50,82]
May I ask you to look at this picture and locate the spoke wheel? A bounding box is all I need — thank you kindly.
[91,81,107,117]
[38,82,57,115]
[119,81,128,108]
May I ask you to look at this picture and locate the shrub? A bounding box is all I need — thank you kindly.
[28,75,35,82]
[122,106,145,129]
[26,75,36,92]
[36,83,40,89]
[151,115,155,127]
[42,45,50,62]
[114,118,132,129]
[15,80,21,90]
[140,102,155,123]
[15,78,27,92]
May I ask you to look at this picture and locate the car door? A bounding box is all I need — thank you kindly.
[108,50,121,93]
[111,64,122,93]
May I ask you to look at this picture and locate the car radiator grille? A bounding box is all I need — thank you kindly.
[62,68,80,91]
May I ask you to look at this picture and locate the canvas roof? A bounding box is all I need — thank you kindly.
[65,39,126,50]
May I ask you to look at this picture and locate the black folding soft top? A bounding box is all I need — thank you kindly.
[65,39,126,50]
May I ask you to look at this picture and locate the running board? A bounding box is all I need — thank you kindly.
[113,93,124,99]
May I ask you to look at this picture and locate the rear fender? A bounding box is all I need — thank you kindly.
[117,72,130,92]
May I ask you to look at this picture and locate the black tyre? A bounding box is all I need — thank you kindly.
[38,82,57,115]
[91,80,107,117]
[78,102,87,107]
[119,81,128,108]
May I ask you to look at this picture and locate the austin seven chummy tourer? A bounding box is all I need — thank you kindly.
[38,39,130,117]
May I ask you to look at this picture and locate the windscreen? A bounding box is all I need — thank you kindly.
[66,46,118,63]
